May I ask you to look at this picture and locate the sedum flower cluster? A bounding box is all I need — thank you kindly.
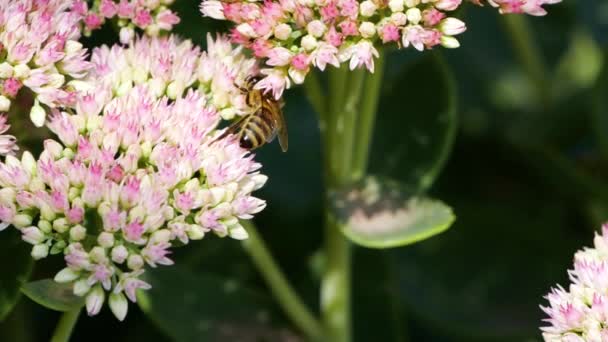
[0,35,268,320]
[200,0,562,98]
[87,34,257,120]
[541,224,608,341]
[0,0,90,120]
[481,0,562,16]
[70,0,180,43]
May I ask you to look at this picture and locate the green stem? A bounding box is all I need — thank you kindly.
[340,69,367,183]
[352,52,385,179]
[321,214,351,342]
[501,15,551,109]
[241,220,324,341]
[303,70,327,119]
[50,309,80,342]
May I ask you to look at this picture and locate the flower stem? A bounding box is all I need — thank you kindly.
[303,70,327,119]
[241,220,324,341]
[319,55,384,342]
[352,52,385,178]
[501,14,551,109]
[50,309,81,342]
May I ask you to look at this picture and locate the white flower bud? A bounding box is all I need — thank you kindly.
[22,226,45,244]
[301,35,318,51]
[86,286,105,316]
[307,20,326,38]
[38,220,52,233]
[73,279,91,296]
[0,62,13,78]
[65,40,83,54]
[229,223,249,240]
[186,225,205,240]
[389,0,405,12]
[360,0,377,17]
[0,96,10,112]
[69,225,87,241]
[288,67,306,85]
[13,64,30,79]
[147,78,166,98]
[166,81,184,99]
[29,102,46,127]
[54,267,80,283]
[31,244,49,260]
[274,23,292,40]
[98,232,115,248]
[109,292,128,321]
[359,22,376,38]
[52,218,69,233]
[406,8,422,25]
[40,204,57,221]
[21,151,36,175]
[151,229,171,244]
[236,23,257,38]
[90,246,107,263]
[440,35,460,48]
[145,24,160,37]
[440,18,466,36]
[13,214,33,228]
[404,0,420,7]
[119,26,135,44]
[210,187,226,205]
[127,254,144,270]
[111,245,129,264]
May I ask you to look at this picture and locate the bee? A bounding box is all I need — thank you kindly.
[214,75,288,152]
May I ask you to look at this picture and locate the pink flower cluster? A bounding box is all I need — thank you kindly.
[0,36,267,320]
[483,0,562,16]
[201,0,467,98]
[541,224,608,341]
[200,0,562,98]
[0,0,90,117]
[70,0,180,44]
[87,34,257,119]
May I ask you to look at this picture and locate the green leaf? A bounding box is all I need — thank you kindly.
[21,279,84,312]
[139,266,297,342]
[330,176,455,249]
[371,52,457,192]
[0,229,33,321]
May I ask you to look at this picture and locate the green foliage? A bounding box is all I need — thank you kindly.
[370,53,457,192]
[330,176,454,249]
[139,266,295,342]
[0,229,33,321]
[21,280,84,312]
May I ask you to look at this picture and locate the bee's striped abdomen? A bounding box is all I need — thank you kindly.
[239,108,275,150]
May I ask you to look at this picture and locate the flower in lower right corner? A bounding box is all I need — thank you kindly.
[541,224,608,341]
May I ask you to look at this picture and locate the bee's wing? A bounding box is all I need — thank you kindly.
[214,114,249,143]
[271,101,288,152]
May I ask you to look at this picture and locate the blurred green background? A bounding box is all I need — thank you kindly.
[2,0,608,340]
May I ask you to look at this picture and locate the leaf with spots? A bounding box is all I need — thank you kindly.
[370,52,456,192]
[330,176,454,249]
[139,266,300,342]
[0,229,33,321]
[21,279,84,312]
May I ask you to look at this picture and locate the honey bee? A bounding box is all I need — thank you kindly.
[215,75,288,152]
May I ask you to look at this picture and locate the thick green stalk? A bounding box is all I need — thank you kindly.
[303,71,327,119]
[241,220,324,341]
[321,214,352,342]
[501,15,551,109]
[352,53,385,178]
[50,309,80,342]
[320,60,377,342]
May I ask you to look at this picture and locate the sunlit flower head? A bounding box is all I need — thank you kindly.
[201,0,562,99]
[541,224,608,341]
[0,36,267,321]
[70,0,180,43]
[0,0,90,123]
[88,34,257,119]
